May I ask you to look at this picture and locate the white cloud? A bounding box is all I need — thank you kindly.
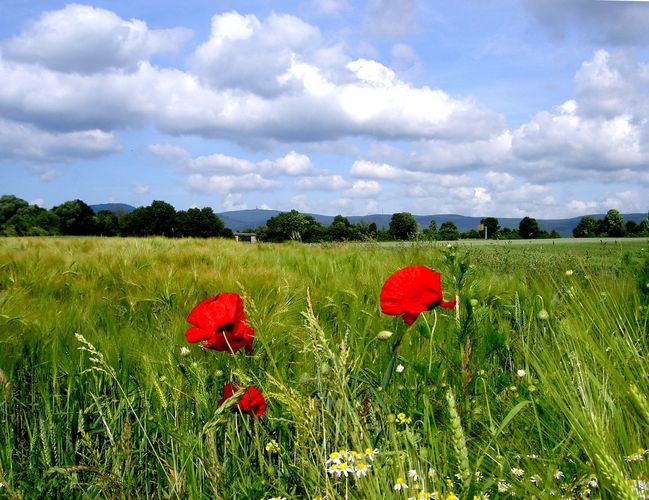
[0,118,121,162]
[187,173,279,194]
[149,143,190,164]
[270,151,313,175]
[190,11,321,97]
[30,198,44,207]
[1,4,190,73]
[133,183,150,194]
[345,179,382,198]
[296,174,347,190]
[0,7,505,147]
[223,193,248,211]
[484,171,515,190]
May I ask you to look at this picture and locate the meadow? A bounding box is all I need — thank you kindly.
[0,236,648,499]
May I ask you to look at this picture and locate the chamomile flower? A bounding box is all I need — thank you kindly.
[348,450,362,462]
[530,474,541,485]
[396,364,405,373]
[364,448,380,461]
[516,369,526,378]
[394,477,408,491]
[268,497,286,500]
[553,470,564,480]
[587,474,598,489]
[474,471,484,482]
[326,451,342,465]
[180,347,191,356]
[338,462,353,477]
[326,463,341,477]
[409,492,432,500]
[511,467,525,478]
[408,469,419,481]
[498,480,511,493]
[354,461,371,478]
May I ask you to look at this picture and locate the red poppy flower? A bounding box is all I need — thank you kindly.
[184,293,254,353]
[219,383,267,417]
[380,265,456,325]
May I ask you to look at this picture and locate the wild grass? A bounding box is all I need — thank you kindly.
[0,237,648,498]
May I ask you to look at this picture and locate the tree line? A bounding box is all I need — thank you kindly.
[0,195,232,238]
[1,194,647,241]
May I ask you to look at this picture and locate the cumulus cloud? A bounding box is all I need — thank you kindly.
[295,174,347,190]
[1,4,191,73]
[0,6,505,147]
[190,11,322,97]
[187,172,279,195]
[344,179,382,198]
[0,118,121,162]
[148,143,190,164]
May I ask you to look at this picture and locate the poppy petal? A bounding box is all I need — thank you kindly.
[440,299,457,309]
[185,326,210,343]
[187,293,241,331]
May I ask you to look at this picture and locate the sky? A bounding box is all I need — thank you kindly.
[1,0,649,218]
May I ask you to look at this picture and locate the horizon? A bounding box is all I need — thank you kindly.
[2,1,649,218]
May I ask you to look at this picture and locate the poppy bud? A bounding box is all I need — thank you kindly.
[377,330,393,340]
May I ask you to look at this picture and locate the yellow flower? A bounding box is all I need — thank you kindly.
[265,439,280,454]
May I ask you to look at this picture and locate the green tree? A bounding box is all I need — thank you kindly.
[51,199,96,235]
[549,229,561,239]
[438,220,459,241]
[367,222,378,239]
[480,217,500,239]
[460,229,479,239]
[389,212,418,241]
[264,210,323,242]
[328,215,352,241]
[0,195,29,227]
[149,200,176,237]
[94,210,119,236]
[499,227,520,239]
[3,205,60,235]
[422,220,438,240]
[518,216,540,239]
[602,209,625,237]
[573,215,598,238]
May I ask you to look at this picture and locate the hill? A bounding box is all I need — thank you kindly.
[90,203,135,215]
[88,204,646,238]
[217,210,648,237]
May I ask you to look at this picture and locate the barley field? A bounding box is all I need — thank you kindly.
[0,237,648,499]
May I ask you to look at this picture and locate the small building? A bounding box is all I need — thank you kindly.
[233,232,257,243]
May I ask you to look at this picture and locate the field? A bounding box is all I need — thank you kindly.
[1,237,648,499]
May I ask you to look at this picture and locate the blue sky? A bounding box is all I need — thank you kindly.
[2,0,649,218]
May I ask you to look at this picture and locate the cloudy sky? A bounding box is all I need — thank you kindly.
[2,0,649,218]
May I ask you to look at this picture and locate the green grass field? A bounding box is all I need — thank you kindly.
[1,237,648,499]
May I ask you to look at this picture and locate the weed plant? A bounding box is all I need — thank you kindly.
[0,237,648,498]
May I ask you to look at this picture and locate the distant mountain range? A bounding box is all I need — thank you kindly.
[90,204,647,238]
